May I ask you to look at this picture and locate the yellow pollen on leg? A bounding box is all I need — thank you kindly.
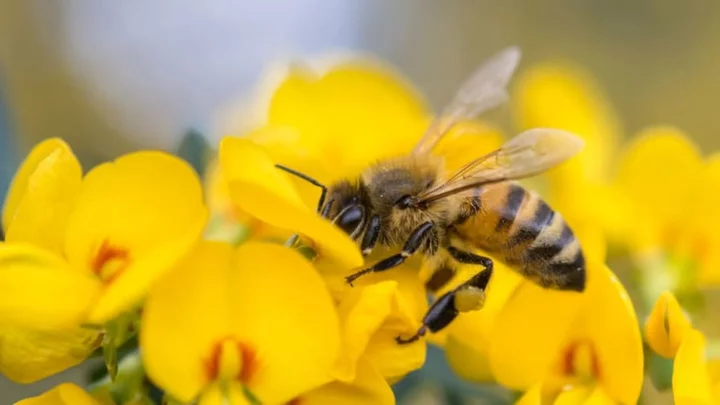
[454,286,486,312]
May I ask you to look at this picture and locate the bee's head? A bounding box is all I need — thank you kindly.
[323,180,370,239]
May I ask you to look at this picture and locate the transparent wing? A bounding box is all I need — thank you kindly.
[416,128,584,203]
[412,46,522,156]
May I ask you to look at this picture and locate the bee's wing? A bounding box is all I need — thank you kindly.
[416,128,584,204]
[412,46,521,156]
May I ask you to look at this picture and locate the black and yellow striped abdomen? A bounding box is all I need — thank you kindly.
[452,182,585,291]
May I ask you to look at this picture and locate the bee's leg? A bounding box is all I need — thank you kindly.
[447,246,493,270]
[396,247,493,345]
[424,261,456,292]
[360,215,381,257]
[345,221,434,286]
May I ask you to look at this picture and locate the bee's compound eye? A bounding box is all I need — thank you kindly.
[337,206,365,236]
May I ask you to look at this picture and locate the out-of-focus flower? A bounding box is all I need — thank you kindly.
[14,383,103,405]
[0,138,206,382]
[512,63,625,243]
[645,292,720,404]
[141,241,341,405]
[644,290,692,358]
[672,330,720,405]
[489,261,643,405]
[615,130,720,289]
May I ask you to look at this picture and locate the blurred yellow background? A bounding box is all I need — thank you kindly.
[3,1,720,159]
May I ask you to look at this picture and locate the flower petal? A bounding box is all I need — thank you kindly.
[645,291,692,358]
[0,243,101,330]
[489,279,584,389]
[570,263,644,405]
[87,222,205,324]
[268,60,429,176]
[246,125,335,209]
[14,383,100,405]
[65,151,207,323]
[553,386,593,405]
[513,63,620,186]
[0,327,100,384]
[687,153,720,286]
[298,357,394,405]
[198,382,250,405]
[332,281,396,382]
[231,242,341,404]
[515,383,543,405]
[582,387,616,405]
[615,127,702,250]
[141,242,234,403]
[444,263,523,383]
[3,138,82,255]
[673,329,713,405]
[329,262,426,383]
[219,137,362,269]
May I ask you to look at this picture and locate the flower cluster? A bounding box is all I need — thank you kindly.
[4,53,719,405]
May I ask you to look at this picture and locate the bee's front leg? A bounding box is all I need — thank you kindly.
[345,221,434,286]
[360,215,381,257]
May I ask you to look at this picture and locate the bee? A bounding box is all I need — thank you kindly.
[276,46,586,344]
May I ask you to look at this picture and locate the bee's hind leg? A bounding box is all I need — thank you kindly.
[395,326,427,344]
[396,247,494,345]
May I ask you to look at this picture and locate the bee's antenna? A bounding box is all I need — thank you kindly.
[274,164,327,213]
[274,164,329,247]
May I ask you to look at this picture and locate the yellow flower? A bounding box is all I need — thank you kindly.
[672,329,720,405]
[141,241,341,405]
[645,292,720,404]
[644,290,692,358]
[292,266,427,405]
[14,383,102,405]
[489,261,643,405]
[0,138,206,382]
[615,129,720,287]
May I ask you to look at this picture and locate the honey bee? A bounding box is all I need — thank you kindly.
[277,46,586,344]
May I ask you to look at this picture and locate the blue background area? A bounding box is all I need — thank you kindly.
[0,86,15,205]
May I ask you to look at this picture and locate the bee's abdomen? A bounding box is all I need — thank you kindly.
[454,183,586,292]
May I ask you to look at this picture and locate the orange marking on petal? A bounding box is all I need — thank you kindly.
[562,340,601,380]
[205,340,223,381]
[239,342,258,384]
[91,240,131,284]
[204,337,259,384]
